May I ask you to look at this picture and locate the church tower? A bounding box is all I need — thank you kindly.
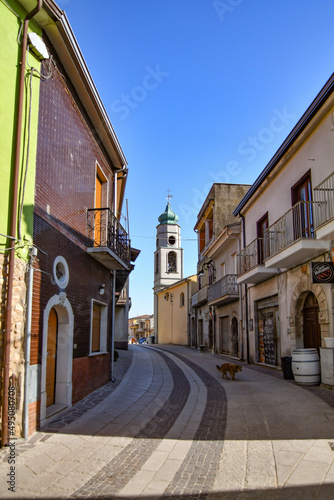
[153,201,183,338]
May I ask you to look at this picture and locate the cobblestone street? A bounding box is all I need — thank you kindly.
[1,344,334,499]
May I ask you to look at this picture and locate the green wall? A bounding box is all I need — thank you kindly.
[0,0,42,261]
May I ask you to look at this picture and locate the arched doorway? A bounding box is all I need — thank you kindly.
[46,308,58,407]
[302,292,321,350]
[41,295,74,426]
[231,317,238,357]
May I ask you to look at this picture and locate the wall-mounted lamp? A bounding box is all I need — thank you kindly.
[198,259,215,279]
[164,292,173,302]
[99,284,105,295]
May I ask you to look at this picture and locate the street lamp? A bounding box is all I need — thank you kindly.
[198,259,216,282]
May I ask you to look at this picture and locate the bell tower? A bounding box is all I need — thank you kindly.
[153,200,183,338]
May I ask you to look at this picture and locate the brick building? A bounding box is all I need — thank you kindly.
[0,0,138,440]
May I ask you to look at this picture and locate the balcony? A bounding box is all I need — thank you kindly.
[264,201,328,269]
[208,275,239,306]
[87,208,131,271]
[237,238,278,285]
[314,172,334,240]
[191,285,208,308]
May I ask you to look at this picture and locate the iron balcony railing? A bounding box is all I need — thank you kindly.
[87,208,130,265]
[314,172,334,229]
[208,275,238,303]
[191,285,208,308]
[263,201,315,259]
[237,201,316,276]
[237,238,266,275]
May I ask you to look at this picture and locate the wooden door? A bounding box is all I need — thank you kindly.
[46,308,58,407]
[303,305,320,350]
[220,316,230,354]
[95,174,103,246]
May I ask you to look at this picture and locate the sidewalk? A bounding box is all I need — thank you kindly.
[0,344,333,499]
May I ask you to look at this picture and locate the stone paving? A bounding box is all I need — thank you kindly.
[0,344,334,499]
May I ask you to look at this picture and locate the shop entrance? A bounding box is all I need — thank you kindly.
[257,296,280,366]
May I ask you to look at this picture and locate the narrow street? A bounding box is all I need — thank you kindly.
[1,344,334,499]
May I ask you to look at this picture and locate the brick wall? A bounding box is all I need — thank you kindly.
[72,354,111,404]
[28,38,118,431]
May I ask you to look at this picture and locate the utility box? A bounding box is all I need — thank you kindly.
[320,348,334,386]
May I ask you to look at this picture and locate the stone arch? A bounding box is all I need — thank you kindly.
[289,276,329,349]
[40,294,74,427]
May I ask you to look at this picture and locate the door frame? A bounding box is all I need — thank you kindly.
[40,294,74,426]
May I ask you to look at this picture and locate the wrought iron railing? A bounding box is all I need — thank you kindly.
[263,201,315,259]
[87,208,130,265]
[314,172,334,229]
[191,285,208,308]
[237,238,266,275]
[208,275,238,302]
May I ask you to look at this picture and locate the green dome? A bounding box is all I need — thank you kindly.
[158,203,179,225]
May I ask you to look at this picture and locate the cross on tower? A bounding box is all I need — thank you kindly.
[166,188,173,203]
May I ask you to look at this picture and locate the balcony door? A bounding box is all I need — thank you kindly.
[257,213,268,264]
[95,173,103,246]
[292,172,314,239]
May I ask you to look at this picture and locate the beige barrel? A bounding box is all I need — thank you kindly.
[291,348,320,385]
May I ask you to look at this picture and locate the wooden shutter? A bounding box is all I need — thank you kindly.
[91,303,101,352]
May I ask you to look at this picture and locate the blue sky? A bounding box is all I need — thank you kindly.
[58,0,334,316]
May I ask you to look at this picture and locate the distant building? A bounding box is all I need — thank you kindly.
[128,315,154,341]
[191,183,251,352]
[157,276,197,345]
[153,202,183,342]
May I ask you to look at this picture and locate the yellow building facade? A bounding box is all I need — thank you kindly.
[157,276,197,345]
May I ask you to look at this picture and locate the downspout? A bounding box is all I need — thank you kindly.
[2,0,43,448]
[240,215,250,364]
[23,247,37,439]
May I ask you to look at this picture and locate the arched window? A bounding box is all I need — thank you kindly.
[180,292,185,307]
[167,251,177,273]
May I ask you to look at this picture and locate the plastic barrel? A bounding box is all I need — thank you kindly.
[291,348,320,385]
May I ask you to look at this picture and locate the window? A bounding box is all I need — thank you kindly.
[167,251,177,273]
[221,261,226,277]
[168,235,176,246]
[90,301,107,354]
[155,253,159,274]
[180,292,185,307]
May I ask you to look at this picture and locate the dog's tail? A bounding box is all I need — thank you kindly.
[216,365,220,371]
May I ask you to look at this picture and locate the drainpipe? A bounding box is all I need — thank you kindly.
[2,0,43,448]
[23,247,37,440]
[111,270,116,383]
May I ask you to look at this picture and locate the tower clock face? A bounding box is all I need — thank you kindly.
[168,235,176,246]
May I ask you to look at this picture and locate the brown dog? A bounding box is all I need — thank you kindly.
[216,363,242,380]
